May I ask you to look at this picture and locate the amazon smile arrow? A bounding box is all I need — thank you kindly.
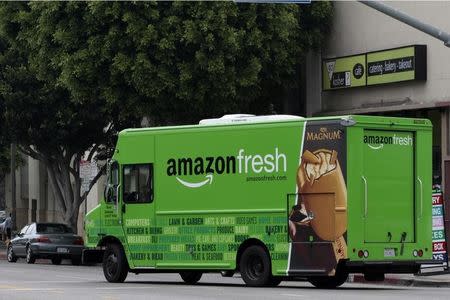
[176,174,214,188]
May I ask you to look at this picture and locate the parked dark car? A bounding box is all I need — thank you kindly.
[7,222,84,265]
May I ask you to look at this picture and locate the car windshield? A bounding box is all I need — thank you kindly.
[36,224,73,234]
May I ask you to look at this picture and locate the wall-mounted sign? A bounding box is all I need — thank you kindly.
[322,45,426,91]
[322,55,366,90]
[367,45,426,85]
[432,189,448,263]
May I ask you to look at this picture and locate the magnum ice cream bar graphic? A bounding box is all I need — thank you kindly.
[289,124,347,275]
[297,149,347,241]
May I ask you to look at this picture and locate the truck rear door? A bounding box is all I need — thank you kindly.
[362,130,415,244]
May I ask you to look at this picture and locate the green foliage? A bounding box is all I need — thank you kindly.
[0,2,332,129]
[0,1,332,229]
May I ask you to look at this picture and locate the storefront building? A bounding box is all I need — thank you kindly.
[305,2,450,246]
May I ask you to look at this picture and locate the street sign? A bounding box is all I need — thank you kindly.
[431,189,448,263]
[80,160,98,194]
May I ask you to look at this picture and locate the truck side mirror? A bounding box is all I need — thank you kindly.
[105,184,115,203]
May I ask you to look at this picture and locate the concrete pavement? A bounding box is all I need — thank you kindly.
[351,272,450,288]
[1,240,449,288]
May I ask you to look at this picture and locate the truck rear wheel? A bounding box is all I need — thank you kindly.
[240,245,272,287]
[308,271,348,289]
[103,243,129,283]
[180,271,203,284]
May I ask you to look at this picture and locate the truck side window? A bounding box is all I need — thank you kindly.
[123,164,153,204]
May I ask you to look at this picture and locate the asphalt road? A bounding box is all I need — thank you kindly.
[0,260,449,300]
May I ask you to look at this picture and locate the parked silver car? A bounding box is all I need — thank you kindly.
[7,222,84,265]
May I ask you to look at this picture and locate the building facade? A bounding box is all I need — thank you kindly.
[2,156,103,235]
[306,1,450,243]
[2,1,449,242]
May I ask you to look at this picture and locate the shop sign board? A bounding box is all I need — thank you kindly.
[322,55,366,90]
[432,189,447,262]
[322,45,426,91]
[366,45,427,86]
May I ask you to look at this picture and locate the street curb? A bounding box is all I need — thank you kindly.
[351,274,450,288]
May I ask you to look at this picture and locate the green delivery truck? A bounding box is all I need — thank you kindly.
[83,114,433,288]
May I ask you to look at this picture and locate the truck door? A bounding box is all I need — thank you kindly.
[121,163,155,268]
[362,130,415,244]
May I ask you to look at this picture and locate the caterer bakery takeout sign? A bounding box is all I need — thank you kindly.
[322,45,426,91]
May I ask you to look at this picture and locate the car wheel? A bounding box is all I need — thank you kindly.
[51,257,62,265]
[240,245,272,287]
[7,245,17,263]
[26,246,36,264]
[179,271,203,284]
[102,243,128,283]
[71,257,82,266]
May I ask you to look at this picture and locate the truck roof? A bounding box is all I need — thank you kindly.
[119,114,432,136]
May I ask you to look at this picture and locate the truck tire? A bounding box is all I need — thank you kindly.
[7,245,17,263]
[308,271,348,289]
[179,271,203,284]
[102,243,129,283]
[240,245,272,287]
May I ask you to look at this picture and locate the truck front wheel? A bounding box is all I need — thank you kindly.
[180,271,203,284]
[102,243,129,283]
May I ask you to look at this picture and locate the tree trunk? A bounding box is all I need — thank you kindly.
[19,146,104,234]
[65,204,80,233]
[46,154,93,233]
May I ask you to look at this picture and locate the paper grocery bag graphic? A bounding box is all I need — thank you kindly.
[297,149,347,241]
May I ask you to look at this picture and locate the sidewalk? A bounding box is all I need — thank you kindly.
[0,242,448,288]
[350,271,450,287]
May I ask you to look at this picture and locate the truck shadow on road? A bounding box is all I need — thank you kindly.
[123,280,405,290]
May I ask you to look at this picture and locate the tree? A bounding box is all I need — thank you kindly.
[0,2,138,231]
[0,2,332,231]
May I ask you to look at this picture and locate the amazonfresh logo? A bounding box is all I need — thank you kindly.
[166,148,287,188]
[364,133,413,150]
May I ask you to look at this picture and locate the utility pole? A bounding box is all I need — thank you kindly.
[359,0,450,47]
